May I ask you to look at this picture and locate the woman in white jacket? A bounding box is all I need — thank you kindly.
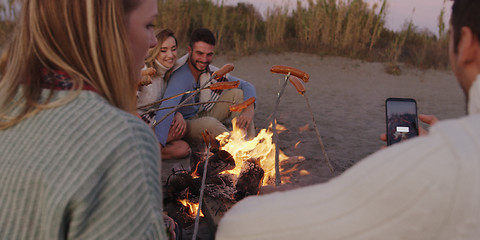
[137,29,190,160]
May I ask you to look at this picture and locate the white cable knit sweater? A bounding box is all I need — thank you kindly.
[216,76,480,240]
[137,55,188,107]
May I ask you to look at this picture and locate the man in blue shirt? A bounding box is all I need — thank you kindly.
[154,28,256,146]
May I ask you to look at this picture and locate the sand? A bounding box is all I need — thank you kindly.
[212,52,465,186]
[162,52,466,238]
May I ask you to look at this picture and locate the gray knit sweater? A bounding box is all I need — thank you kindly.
[0,90,167,240]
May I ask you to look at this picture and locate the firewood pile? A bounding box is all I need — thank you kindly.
[163,139,265,233]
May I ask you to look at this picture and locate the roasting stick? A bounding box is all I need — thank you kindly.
[192,131,213,240]
[142,100,234,115]
[271,73,291,186]
[137,90,198,110]
[152,64,235,128]
[270,65,312,186]
[289,76,334,173]
[137,80,240,110]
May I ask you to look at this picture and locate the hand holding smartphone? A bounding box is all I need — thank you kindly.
[385,98,419,146]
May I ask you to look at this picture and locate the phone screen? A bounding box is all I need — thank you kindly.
[385,98,419,146]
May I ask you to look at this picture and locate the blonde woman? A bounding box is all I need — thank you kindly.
[138,29,190,160]
[0,0,171,239]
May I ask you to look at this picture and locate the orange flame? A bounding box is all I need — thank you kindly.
[216,119,289,186]
[178,199,204,217]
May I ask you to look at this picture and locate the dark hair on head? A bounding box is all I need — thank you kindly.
[451,0,480,53]
[189,28,216,47]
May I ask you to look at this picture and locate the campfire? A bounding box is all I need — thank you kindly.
[164,120,289,224]
[156,64,328,239]
[216,120,289,186]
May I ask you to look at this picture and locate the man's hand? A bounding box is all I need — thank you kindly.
[417,114,438,135]
[380,114,439,146]
[236,104,254,130]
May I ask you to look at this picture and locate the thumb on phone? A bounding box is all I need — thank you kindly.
[418,114,439,136]
[419,114,439,125]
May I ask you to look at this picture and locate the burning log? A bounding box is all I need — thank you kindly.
[184,171,236,201]
[205,175,237,200]
[202,130,220,153]
[190,151,203,175]
[234,158,265,201]
[193,150,236,177]
[165,170,194,200]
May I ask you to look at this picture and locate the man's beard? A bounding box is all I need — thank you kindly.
[189,57,209,72]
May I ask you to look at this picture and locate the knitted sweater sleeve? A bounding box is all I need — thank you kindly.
[67,113,167,240]
[0,91,167,240]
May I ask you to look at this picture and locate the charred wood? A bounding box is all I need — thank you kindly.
[193,150,235,177]
[234,158,264,201]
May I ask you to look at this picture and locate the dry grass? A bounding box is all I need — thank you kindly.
[264,6,288,49]
[0,0,451,71]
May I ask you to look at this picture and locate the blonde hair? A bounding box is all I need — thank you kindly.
[0,0,141,129]
[145,29,177,80]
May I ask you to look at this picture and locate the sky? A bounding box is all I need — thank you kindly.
[220,0,453,34]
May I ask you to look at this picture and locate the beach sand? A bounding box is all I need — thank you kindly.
[164,52,466,238]
[212,52,465,185]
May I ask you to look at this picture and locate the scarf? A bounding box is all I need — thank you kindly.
[41,69,97,92]
[198,65,229,113]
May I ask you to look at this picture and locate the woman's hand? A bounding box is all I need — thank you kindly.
[163,213,176,240]
[166,112,186,142]
[171,112,187,138]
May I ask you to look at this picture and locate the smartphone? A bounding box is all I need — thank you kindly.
[385,98,419,146]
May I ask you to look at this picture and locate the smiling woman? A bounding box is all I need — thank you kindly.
[0,0,169,239]
[137,29,191,161]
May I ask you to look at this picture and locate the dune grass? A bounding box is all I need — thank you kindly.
[0,0,451,71]
[155,0,450,71]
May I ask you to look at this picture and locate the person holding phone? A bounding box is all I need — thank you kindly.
[0,0,170,239]
[216,1,480,239]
